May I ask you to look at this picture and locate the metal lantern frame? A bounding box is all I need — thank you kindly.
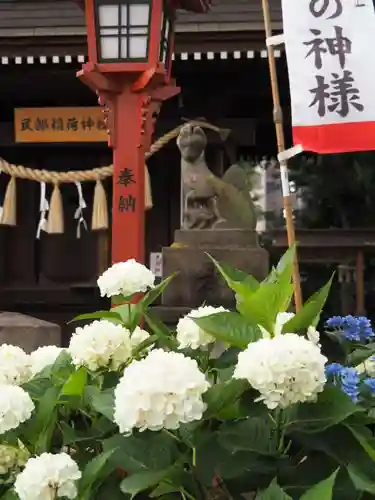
[94,0,153,64]
[85,0,175,80]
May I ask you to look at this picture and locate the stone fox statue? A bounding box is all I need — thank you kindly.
[177,124,257,230]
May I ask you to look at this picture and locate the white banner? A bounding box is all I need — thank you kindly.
[281,0,375,152]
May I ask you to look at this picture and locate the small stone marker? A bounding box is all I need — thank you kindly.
[0,312,61,352]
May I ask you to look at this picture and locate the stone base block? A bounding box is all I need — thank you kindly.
[173,229,259,248]
[0,312,61,352]
[162,245,269,308]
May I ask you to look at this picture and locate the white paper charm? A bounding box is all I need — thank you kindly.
[36,182,49,239]
[74,181,88,239]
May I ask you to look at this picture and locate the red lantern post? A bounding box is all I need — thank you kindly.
[77,0,211,265]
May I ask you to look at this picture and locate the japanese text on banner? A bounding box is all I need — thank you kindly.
[281,0,375,128]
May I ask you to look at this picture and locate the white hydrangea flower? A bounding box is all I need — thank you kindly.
[0,385,35,434]
[176,306,229,350]
[233,333,327,409]
[0,444,29,475]
[130,326,150,350]
[14,452,81,500]
[114,349,210,433]
[30,346,65,377]
[68,320,132,371]
[97,259,155,298]
[275,312,295,335]
[0,345,32,386]
[259,312,294,338]
[259,312,321,345]
[307,326,321,346]
[357,356,375,376]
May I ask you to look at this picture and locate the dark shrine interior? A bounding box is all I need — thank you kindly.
[0,52,292,277]
[0,53,292,341]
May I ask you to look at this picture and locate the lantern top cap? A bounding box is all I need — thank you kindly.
[76,0,212,14]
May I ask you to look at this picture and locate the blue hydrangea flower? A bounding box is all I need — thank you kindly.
[340,367,360,403]
[325,363,344,377]
[325,315,374,342]
[363,378,375,393]
[325,363,360,403]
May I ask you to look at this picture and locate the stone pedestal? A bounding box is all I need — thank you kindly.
[162,229,269,308]
[0,312,61,352]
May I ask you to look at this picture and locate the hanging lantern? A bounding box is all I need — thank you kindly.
[84,0,175,79]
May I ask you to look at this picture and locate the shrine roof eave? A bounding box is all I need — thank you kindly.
[75,0,212,13]
[169,0,212,12]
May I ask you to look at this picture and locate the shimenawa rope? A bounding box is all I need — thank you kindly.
[0,120,225,233]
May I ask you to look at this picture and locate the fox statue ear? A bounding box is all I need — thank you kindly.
[177,123,193,140]
[192,126,206,141]
[176,124,190,148]
[194,127,208,149]
[177,124,207,151]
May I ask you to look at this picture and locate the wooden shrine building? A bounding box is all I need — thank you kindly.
[0,0,288,341]
[2,0,372,337]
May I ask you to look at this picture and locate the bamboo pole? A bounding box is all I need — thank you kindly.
[261,0,303,312]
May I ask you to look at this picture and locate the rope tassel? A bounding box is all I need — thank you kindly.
[47,183,64,234]
[145,164,153,211]
[91,179,108,230]
[1,176,17,226]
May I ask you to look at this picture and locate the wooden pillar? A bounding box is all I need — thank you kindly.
[112,88,145,264]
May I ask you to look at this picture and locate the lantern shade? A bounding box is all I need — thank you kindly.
[81,0,179,76]
[94,0,152,62]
